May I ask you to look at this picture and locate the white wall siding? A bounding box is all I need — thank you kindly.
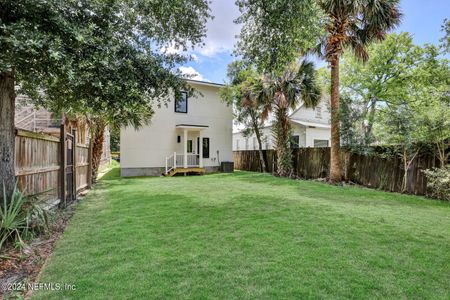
[305,127,331,147]
[290,97,331,125]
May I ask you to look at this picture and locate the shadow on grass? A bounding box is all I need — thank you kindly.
[100,167,121,181]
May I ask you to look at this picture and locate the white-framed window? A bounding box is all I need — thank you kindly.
[236,139,240,150]
[314,139,329,148]
[265,141,269,149]
[245,138,249,150]
[291,135,300,148]
[315,106,322,119]
[175,91,188,113]
[253,137,257,150]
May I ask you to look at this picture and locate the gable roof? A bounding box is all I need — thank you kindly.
[289,95,330,118]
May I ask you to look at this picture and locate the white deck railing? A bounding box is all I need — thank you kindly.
[165,152,200,174]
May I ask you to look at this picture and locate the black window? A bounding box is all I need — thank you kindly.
[202,138,210,158]
[291,135,300,148]
[175,91,188,113]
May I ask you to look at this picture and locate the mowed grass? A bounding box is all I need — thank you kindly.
[34,168,450,299]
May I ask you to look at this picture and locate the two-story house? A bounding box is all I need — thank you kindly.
[120,80,233,177]
[233,96,331,151]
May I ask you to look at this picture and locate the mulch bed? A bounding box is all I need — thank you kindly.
[0,197,82,300]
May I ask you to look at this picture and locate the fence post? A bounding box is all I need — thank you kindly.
[59,124,67,208]
[72,129,77,200]
[87,138,93,189]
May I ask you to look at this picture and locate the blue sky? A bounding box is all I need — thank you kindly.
[178,0,449,84]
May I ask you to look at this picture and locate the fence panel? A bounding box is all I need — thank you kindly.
[15,129,61,200]
[76,144,90,192]
[233,148,439,196]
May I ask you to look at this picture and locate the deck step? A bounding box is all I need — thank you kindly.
[165,167,205,177]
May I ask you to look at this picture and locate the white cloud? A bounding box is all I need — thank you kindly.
[191,53,200,62]
[179,66,208,81]
[160,42,182,55]
[195,0,241,57]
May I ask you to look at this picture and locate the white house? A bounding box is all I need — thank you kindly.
[120,80,233,177]
[233,97,331,151]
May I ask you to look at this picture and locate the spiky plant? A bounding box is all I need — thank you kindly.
[0,183,49,252]
[317,0,402,182]
[260,60,321,177]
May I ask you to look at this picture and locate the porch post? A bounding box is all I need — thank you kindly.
[183,129,188,168]
[199,130,203,168]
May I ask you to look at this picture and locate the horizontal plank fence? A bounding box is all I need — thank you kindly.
[14,128,92,205]
[75,144,90,193]
[233,148,440,196]
[15,129,61,200]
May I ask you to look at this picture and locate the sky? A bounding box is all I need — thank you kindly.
[178,0,449,84]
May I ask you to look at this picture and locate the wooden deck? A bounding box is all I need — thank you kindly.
[165,167,206,177]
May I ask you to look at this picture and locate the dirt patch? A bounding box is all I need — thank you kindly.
[0,197,83,300]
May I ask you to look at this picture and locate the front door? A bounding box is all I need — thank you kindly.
[187,140,193,153]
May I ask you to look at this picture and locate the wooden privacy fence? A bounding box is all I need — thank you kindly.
[15,127,92,206]
[233,148,440,196]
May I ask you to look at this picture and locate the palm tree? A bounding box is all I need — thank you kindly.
[221,62,268,172]
[240,77,268,172]
[317,0,401,182]
[260,60,321,177]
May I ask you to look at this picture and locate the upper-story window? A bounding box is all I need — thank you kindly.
[175,91,188,113]
[291,135,300,148]
[315,106,322,119]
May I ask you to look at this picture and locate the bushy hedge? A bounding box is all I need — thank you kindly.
[424,166,450,201]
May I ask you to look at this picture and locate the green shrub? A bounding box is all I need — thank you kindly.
[423,166,450,201]
[1,184,49,252]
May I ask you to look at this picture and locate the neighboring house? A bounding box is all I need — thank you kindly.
[120,80,233,177]
[233,97,331,151]
[15,95,111,165]
[15,95,62,134]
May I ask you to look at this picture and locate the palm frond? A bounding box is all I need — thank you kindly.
[319,0,402,62]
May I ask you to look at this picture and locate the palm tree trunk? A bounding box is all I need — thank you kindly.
[0,71,16,203]
[329,58,342,182]
[275,107,292,177]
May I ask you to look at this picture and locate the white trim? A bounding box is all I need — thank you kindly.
[176,124,208,130]
[186,79,224,88]
[290,119,331,129]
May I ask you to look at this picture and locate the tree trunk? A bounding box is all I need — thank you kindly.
[250,112,267,173]
[329,58,342,182]
[365,99,376,144]
[274,107,292,177]
[255,129,267,173]
[0,72,16,203]
[402,148,408,193]
[436,141,448,168]
[91,123,105,183]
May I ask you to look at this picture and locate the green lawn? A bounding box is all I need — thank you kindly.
[34,168,450,299]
